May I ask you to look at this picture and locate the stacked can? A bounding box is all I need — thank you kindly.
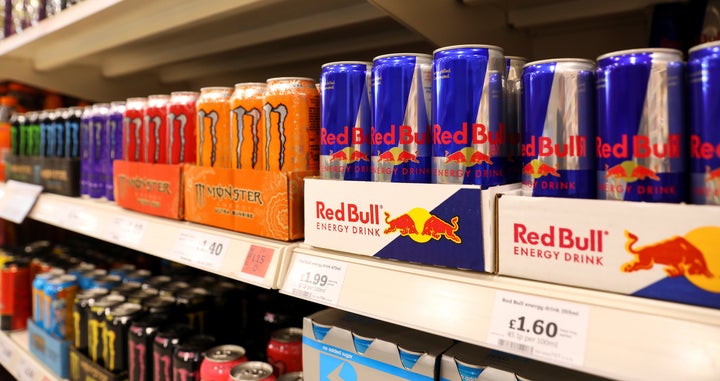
[372,53,432,182]
[230,361,276,381]
[266,328,302,376]
[104,302,144,373]
[88,294,126,365]
[167,91,199,164]
[51,109,66,156]
[128,314,167,381]
[90,103,110,198]
[230,83,266,170]
[505,56,527,183]
[144,94,170,164]
[197,87,232,167]
[596,48,685,202]
[39,110,50,156]
[27,111,41,156]
[263,77,320,172]
[45,274,79,339]
[153,323,193,381]
[0,258,32,330]
[689,40,720,205]
[124,97,147,162]
[320,62,372,181]
[80,106,93,195]
[73,288,109,352]
[64,107,83,159]
[521,59,595,198]
[172,334,216,381]
[431,45,508,187]
[32,268,64,329]
[201,345,248,381]
[107,101,126,200]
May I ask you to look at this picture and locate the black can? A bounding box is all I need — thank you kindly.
[73,288,109,351]
[125,269,152,284]
[175,287,210,334]
[143,275,172,290]
[88,294,126,365]
[105,302,144,373]
[128,314,167,381]
[172,334,216,381]
[159,281,189,296]
[142,295,177,317]
[64,106,83,159]
[153,323,192,381]
[110,281,142,297]
[126,288,159,305]
[92,274,123,291]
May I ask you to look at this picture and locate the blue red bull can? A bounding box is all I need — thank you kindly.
[107,101,126,200]
[431,45,509,187]
[372,53,432,183]
[90,103,110,199]
[80,106,94,196]
[320,61,372,181]
[522,58,596,198]
[689,40,720,205]
[506,56,527,183]
[596,48,686,202]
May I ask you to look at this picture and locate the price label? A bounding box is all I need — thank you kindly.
[17,354,36,381]
[283,253,347,305]
[0,333,13,365]
[0,181,43,224]
[488,291,590,366]
[105,215,147,246]
[61,207,98,233]
[241,245,274,278]
[170,229,230,271]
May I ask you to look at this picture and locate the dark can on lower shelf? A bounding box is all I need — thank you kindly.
[200,344,248,381]
[175,287,210,334]
[230,361,277,381]
[73,287,110,351]
[105,302,144,373]
[128,314,167,381]
[0,258,32,331]
[267,327,303,376]
[172,334,216,381]
[88,294,126,365]
[153,323,192,381]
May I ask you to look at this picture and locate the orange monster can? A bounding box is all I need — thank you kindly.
[197,87,232,167]
[263,77,319,172]
[230,83,267,170]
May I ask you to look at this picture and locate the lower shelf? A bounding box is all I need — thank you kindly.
[0,329,63,381]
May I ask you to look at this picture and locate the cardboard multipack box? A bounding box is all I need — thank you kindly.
[497,195,720,309]
[304,178,519,272]
[6,155,80,196]
[183,165,314,241]
[27,318,70,379]
[69,346,128,381]
[113,160,184,220]
[303,309,453,381]
[440,342,610,381]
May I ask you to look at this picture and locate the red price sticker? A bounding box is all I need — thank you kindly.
[241,245,274,278]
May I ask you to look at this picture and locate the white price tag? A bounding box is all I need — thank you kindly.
[106,215,147,245]
[170,229,230,271]
[488,291,590,366]
[17,354,36,381]
[283,253,347,305]
[61,207,98,233]
[0,181,43,223]
[0,333,13,365]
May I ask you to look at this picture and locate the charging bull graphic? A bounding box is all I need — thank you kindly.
[384,208,461,244]
[622,230,714,278]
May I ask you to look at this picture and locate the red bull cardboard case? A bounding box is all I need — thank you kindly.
[304,178,518,272]
[303,308,453,381]
[497,195,720,309]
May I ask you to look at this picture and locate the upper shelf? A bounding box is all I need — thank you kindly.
[0,0,669,101]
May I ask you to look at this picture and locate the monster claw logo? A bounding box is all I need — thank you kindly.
[523,159,560,178]
[384,208,461,244]
[621,227,720,292]
[605,161,659,182]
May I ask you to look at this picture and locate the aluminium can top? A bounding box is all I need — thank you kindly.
[689,40,720,55]
[433,44,504,55]
[523,58,595,70]
[321,61,373,69]
[596,48,683,62]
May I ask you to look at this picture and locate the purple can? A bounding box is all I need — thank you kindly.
[80,106,94,196]
[521,59,595,198]
[596,48,685,202]
[320,61,372,181]
[107,101,126,200]
[90,103,110,199]
[371,53,432,183]
[431,45,509,187]
[689,40,720,205]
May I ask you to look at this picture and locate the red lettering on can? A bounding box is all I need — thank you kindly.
[596,134,681,159]
[371,125,428,146]
[690,135,720,160]
[522,136,587,157]
[433,123,515,145]
[321,126,368,146]
[513,223,605,252]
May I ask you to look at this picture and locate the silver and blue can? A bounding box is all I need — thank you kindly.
[80,105,94,196]
[45,274,79,339]
[64,107,82,158]
[431,45,508,187]
[371,53,432,183]
[31,269,63,329]
[107,101,126,200]
[90,103,110,199]
[506,56,527,183]
[521,58,595,198]
[320,61,372,181]
[596,48,685,202]
[689,41,720,205]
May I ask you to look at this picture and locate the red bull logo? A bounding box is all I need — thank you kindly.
[371,124,429,145]
[442,147,493,167]
[513,224,605,252]
[596,134,681,159]
[328,148,369,164]
[384,208,461,244]
[321,126,370,145]
[433,122,516,145]
[621,227,720,292]
[604,161,659,182]
[522,136,587,157]
[523,159,560,179]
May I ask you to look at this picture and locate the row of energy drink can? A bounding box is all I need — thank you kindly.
[10,107,83,158]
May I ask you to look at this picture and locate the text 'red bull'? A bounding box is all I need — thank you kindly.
[596,134,681,159]
[316,201,381,224]
[371,124,429,145]
[690,135,720,160]
[513,223,605,252]
[433,122,516,145]
[522,136,587,157]
[321,126,370,145]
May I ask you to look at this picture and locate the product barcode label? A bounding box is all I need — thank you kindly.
[497,338,534,355]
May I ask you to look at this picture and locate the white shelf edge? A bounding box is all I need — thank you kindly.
[281,245,720,381]
[0,329,64,381]
[27,191,297,289]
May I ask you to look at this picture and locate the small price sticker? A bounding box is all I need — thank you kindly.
[282,253,347,305]
[17,354,36,381]
[170,229,230,271]
[241,245,274,278]
[61,207,98,233]
[488,291,590,366]
[106,215,147,245]
[0,181,43,224]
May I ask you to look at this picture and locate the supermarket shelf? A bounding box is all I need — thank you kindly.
[281,245,720,381]
[0,0,668,101]
[0,329,63,381]
[27,192,297,289]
